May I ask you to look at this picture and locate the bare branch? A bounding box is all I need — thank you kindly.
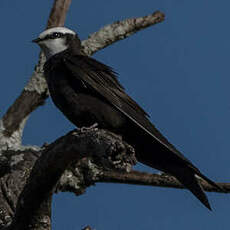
[0,148,40,228]
[97,171,227,193]
[47,0,72,28]
[7,129,135,230]
[0,10,165,148]
[83,11,165,56]
[56,160,229,195]
[0,127,229,229]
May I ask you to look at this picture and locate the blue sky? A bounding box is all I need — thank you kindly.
[0,1,229,229]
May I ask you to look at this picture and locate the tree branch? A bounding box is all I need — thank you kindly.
[7,129,135,230]
[57,161,229,195]
[47,0,72,28]
[82,11,165,56]
[97,170,227,193]
[0,128,229,229]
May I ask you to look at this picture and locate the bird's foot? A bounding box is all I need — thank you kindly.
[79,123,98,133]
[158,171,171,177]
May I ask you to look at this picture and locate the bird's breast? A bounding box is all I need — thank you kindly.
[45,67,126,131]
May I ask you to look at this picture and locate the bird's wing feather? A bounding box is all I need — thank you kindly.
[64,54,224,195]
[64,54,191,162]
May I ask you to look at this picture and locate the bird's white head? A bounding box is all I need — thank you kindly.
[33,27,76,59]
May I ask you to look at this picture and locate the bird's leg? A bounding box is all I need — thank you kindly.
[79,123,98,133]
[158,171,172,177]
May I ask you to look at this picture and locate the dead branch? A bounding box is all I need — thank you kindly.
[83,11,165,56]
[1,128,228,230]
[56,160,228,195]
[47,0,72,28]
[97,170,227,193]
[4,129,135,230]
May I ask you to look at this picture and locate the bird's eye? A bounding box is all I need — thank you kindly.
[52,32,63,39]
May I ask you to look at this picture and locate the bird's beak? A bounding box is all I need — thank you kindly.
[32,38,41,43]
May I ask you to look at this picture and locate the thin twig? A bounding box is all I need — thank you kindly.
[97,170,228,193]
[57,167,229,194]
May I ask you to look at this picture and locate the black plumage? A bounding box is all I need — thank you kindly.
[38,30,221,210]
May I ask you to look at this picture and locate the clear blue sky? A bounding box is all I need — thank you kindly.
[0,1,229,229]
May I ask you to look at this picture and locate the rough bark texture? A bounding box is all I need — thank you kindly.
[0,129,136,230]
[0,128,227,230]
[82,11,165,56]
[97,171,228,193]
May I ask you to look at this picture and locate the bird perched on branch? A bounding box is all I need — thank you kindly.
[33,27,221,210]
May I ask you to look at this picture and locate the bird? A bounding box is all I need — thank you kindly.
[33,26,221,210]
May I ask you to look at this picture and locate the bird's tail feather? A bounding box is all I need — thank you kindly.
[124,123,221,210]
[175,171,212,210]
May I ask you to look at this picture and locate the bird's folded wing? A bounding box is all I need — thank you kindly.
[64,55,191,162]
